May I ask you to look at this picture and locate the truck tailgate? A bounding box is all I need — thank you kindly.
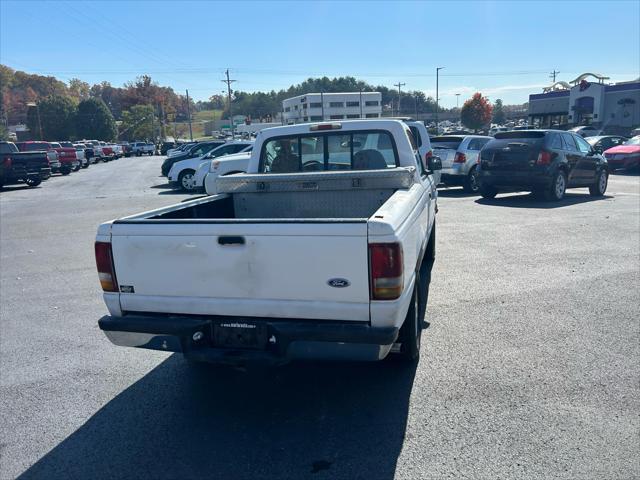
[110,221,371,322]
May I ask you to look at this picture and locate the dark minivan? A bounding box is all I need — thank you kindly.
[478,130,609,201]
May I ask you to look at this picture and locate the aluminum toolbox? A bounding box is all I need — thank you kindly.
[216,168,415,219]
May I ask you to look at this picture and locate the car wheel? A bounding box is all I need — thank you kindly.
[479,184,498,199]
[178,169,197,191]
[589,169,608,196]
[61,166,72,175]
[73,163,81,172]
[397,283,421,362]
[82,162,89,169]
[463,166,480,193]
[25,177,42,187]
[544,170,566,201]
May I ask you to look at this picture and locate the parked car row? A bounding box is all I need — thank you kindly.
[0,138,148,189]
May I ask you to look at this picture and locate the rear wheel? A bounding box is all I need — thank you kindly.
[24,176,42,187]
[60,165,72,175]
[544,170,566,201]
[82,161,89,169]
[73,163,81,172]
[589,169,608,196]
[179,169,197,191]
[463,166,480,193]
[479,184,498,199]
[397,283,420,362]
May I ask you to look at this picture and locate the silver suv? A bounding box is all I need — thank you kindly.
[433,135,491,193]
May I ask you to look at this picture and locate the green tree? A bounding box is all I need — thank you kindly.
[461,93,493,132]
[68,78,91,100]
[26,95,76,140]
[492,98,506,125]
[76,97,117,141]
[120,104,156,141]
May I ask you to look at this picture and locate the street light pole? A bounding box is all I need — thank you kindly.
[436,67,444,131]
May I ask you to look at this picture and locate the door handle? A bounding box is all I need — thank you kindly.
[218,236,245,246]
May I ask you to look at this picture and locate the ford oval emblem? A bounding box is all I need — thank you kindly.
[328,278,350,288]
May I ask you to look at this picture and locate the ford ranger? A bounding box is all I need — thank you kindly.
[95,120,441,365]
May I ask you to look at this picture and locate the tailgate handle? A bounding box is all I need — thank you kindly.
[218,236,245,246]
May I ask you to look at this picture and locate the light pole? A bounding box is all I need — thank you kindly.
[436,67,444,131]
[26,102,43,140]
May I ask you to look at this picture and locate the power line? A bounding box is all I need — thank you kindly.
[549,70,560,82]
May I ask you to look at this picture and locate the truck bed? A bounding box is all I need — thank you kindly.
[120,168,415,222]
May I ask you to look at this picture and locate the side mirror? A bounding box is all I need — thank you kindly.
[427,155,442,173]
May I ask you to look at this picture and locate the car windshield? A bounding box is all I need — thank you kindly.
[0,142,19,154]
[60,142,74,148]
[624,136,640,145]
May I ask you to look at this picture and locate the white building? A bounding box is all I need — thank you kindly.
[282,92,382,124]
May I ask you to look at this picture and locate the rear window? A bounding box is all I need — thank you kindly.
[431,136,463,150]
[494,131,546,139]
[0,142,18,154]
[259,130,398,173]
[409,126,423,147]
[21,142,50,151]
[60,142,74,148]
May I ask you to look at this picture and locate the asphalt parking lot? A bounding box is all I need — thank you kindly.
[1,156,639,479]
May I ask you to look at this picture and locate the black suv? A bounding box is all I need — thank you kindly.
[478,130,609,201]
[161,141,225,176]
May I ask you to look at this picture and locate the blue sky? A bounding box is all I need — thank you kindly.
[1,0,639,107]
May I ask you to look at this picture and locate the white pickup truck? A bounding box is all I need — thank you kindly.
[95,120,441,365]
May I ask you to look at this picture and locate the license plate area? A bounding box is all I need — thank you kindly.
[212,320,268,350]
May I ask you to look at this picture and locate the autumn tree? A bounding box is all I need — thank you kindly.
[68,78,91,100]
[461,93,493,132]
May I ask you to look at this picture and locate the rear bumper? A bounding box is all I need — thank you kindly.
[98,314,399,365]
[479,171,552,190]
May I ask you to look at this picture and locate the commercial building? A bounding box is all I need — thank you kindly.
[282,92,382,125]
[528,73,640,134]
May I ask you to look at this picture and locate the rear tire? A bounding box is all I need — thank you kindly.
[397,283,420,362]
[60,166,72,175]
[589,169,608,196]
[479,184,498,199]
[463,166,480,193]
[24,177,42,187]
[73,163,81,172]
[544,170,566,201]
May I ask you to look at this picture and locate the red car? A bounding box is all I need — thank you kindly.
[604,136,640,171]
[49,142,80,173]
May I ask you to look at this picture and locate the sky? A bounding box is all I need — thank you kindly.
[1,0,639,107]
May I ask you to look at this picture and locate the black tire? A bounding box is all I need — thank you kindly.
[24,177,42,187]
[73,163,81,172]
[589,169,608,196]
[81,162,89,169]
[178,169,197,191]
[544,170,566,201]
[397,283,421,362]
[426,221,436,263]
[479,184,498,199]
[463,166,480,193]
[60,166,72,175]
[136,152,142,157]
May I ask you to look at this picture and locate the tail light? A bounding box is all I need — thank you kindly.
[454,152,466,163]
[369,243,403,300]
[3,157,12,168]
[425,150,433,164]
[95,241,118,292]
[537,150,552,165]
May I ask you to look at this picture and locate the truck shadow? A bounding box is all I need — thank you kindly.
[475,192,613,209]
[19,356,418,480]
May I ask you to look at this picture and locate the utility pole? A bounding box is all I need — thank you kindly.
[222,69,237,139]
[394,82,405,116]
[436,67,445,131]
[185,89,193,141]
[320,91,325,121]
[549,70,560,83]
[359,88,363,118]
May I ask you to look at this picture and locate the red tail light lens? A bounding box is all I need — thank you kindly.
[369,243,403,300]
[537,150,552,165]
[454,152,466,163]
[425,150,433,163]
[95,241,118,292]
